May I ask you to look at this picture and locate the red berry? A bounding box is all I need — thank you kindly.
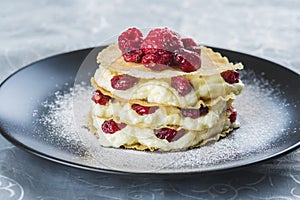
[118,28,143,53]
[131,104,159,115]
[141,28,183,54]
[190,46,201,54]
[154,128,186,142]
[141,54,168,71]
[229,107,237,123]
[221,70,239,84]
[141,48,159,55]
[123,49,144,63]
[101,119,127,134]
[182,38,197,49]
[141,50,172,71]
[111,74,139,90]
[171,76,193,96]
[91,90,111,105]
[157,49,173,62]
[182,38,201,54]
[173,49,201,72]
[181,106,209,118]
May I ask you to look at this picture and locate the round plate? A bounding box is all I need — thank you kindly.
[0,46,299,175]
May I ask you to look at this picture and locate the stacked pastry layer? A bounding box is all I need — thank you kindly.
[90,44,244,151]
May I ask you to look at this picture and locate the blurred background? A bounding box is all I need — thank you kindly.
[1,0,299,82]
[0,0,299,199]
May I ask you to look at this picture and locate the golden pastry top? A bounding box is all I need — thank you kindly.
[97,44,244,79]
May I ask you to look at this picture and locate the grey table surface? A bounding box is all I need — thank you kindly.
[0,0,300,199]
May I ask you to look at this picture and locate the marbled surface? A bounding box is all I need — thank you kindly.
[0,0,299,199]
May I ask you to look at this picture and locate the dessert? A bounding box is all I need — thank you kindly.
[90,27,244,151]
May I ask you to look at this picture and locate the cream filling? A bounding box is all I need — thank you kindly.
[92,115,232,151]
[93,67,244,107]
[92,96,233,131]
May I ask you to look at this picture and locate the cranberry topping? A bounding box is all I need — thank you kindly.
[229,107,237,123]
[173,49,201,72]
[181,38,197,49]
[171,76,193,96]
[131,104,159,115]
[182,38,197,48]
[141,28,183,53]
[181,106,209,119]
[101,119,127,134]
[182,38,201,54]
[91,90,111,105]
[118,28,143,53]
[221,70,239,84]
[154,128,186,142]
[142,48,160,55]
[123,49,144,63]
[111,74,139,90]
[117,27,203,72]
[141,50,172,71]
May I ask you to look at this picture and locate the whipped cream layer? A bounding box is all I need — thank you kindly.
[92,96,233,131]
[92,115,233,151]
[92,67,243,108]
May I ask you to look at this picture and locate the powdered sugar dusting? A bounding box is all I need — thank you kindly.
[162,70,290,170]
[35,70,291,173]
[34,83,93,156]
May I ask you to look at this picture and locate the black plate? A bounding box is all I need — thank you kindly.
[0,46,299,175]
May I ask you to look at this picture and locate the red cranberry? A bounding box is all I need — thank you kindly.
[182,38,197,48]
[142,54,163,70]
[173,49,201,72]
[171,76,193,96]
[111,74,139,90]
[141,28,183,54]
[189,46,201,54]
[91,90,111,105]
[123,49,144,63]
[221,70,239,84]
[181,106,209,118]
[182,38,197,49]
[101,119,127,134]
[141,50,172,71]
[182,38,201,54]
[154,128,186,142]
[118,28,143,53]
[131,104,159,115]
[229,107,237,123]
[141,48,159,55]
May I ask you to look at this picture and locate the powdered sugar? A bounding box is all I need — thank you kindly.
[36,70,291,173]
[164,70,290,170]
[35,83,93,156]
